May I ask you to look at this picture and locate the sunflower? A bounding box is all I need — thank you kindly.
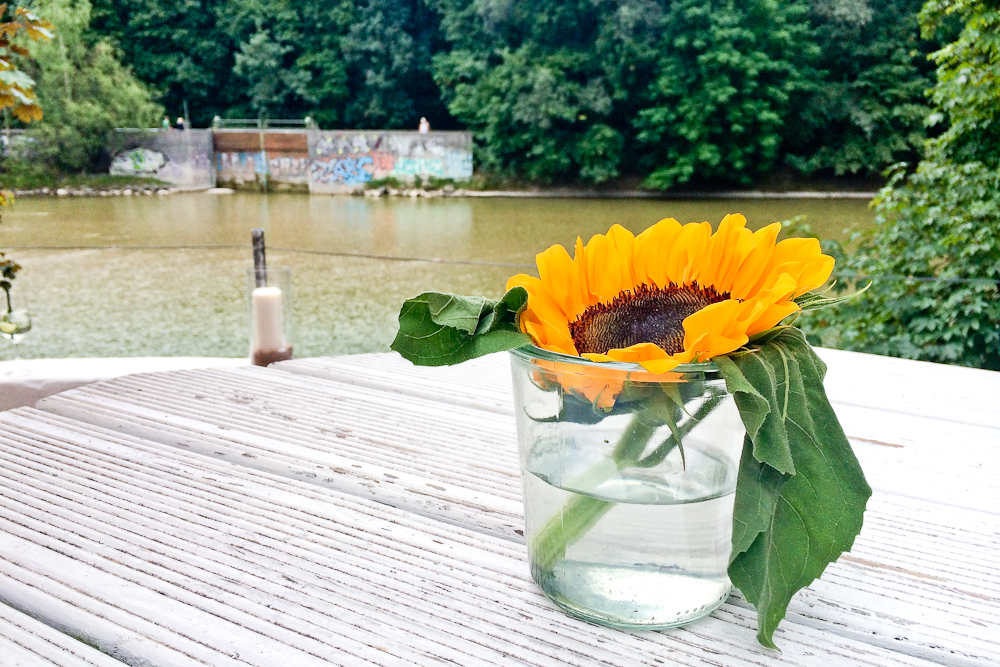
[506,214,834,375]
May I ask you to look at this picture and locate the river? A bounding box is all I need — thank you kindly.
[0,192,874,360]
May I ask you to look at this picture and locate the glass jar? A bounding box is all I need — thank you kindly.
[0,288,32,346]
[509,346,745,629]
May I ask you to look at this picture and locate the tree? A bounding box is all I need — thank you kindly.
[0,2,53,122]
[430,0,664,183]
[341,0,418,128]
[233,27,313,118]
[634,0,819,189]
[785,0,938,177]
[1,2,53,321]
[19,0,161,173]
[89,0,233,127]
[806,0,1000,370]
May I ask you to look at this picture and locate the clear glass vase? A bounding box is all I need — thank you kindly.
[509,346,745,629]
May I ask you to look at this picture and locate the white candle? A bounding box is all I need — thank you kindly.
[251,286,285,352]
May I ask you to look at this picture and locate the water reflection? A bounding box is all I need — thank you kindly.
[0,193,873,359]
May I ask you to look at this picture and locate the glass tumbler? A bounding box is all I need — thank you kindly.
[509,346,745,629]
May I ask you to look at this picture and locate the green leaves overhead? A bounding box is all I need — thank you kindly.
[718,327,872,648]
[390,287,531,366]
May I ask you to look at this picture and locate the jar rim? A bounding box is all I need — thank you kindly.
[508,344,719,374]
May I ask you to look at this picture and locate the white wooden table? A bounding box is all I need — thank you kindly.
[0,350,997,666]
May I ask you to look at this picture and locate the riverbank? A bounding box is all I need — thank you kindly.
[6,184,879,199]
[359,185,878,200]
[11,184,178,197]
[2,172,172,198]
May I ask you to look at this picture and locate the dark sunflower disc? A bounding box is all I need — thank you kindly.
[569,282,728,355]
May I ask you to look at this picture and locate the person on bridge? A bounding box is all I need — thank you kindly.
[418,117,430,134]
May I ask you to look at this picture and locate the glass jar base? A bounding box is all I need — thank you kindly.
[534,561,731,630]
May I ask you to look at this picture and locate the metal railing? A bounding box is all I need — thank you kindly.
[211,117,317,130]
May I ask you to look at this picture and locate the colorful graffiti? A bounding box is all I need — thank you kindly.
[310,155,374,186]
[308,131,474,193]
[110,148,166,176]
[216,151,310,185]
[110,130,216,189]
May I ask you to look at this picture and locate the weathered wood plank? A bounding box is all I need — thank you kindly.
[37,363,1000,522]
[0,410,968,667]
[816,347,1000,430]
[0,602,125,667]
[3,409,997,667]
[274,349,1000,429]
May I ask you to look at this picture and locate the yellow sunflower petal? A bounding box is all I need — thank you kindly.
[598,343,684,375]
[766,237,836,296]
[633,217,682,288]
[681,300,752,362]
[743,273,802,336]
[585,224,636,303]
[535,243,587,320]
[667,221,713,285]
[730,222,782,299]
[701,214,751,291]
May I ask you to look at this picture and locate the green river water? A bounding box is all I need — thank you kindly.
[0,192,874,360]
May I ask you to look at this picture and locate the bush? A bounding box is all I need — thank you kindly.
[803,162,1000,369]
[803,0,1000,370]
[5,0,161,175]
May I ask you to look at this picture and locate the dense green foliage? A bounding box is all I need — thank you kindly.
[5,0,161,174]
[89,0,451,130]
[635,0,819,188]
[80,0,941,186]
[805,0,1000,370]
[787,0,936,176]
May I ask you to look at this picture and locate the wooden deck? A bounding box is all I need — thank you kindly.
[0,349,997,666]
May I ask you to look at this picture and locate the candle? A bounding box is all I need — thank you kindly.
[252,286,285,352]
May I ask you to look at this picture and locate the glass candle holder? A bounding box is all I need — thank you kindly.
[509,346,745,630]
[246,266,293,366]
[0,288,32,345]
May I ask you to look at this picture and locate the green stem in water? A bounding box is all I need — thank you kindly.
[529,389,726,574]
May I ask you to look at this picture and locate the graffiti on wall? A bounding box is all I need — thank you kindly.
[216,151,310,184]
[110,130,216,190]
[110,148,167,176]
[308,131,474,193]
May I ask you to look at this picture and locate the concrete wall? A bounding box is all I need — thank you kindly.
[214,130,310,191]
[308,131,474,194]
[108,129,474,193]
[110,130,215,190]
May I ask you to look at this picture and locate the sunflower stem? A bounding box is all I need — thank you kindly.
[528,389,725,574]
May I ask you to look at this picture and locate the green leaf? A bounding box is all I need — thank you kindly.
[716,348,795,475]
[426,293,491,334]
[729,435,788,559]
[390,287,531,366]
[794,282,871,312]
[718,327,872,649]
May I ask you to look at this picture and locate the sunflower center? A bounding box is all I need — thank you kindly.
[569,282,728,355]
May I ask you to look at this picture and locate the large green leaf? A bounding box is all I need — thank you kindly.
[715,346,795,475]
[390,287,532,365]
[718,327,872,648]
